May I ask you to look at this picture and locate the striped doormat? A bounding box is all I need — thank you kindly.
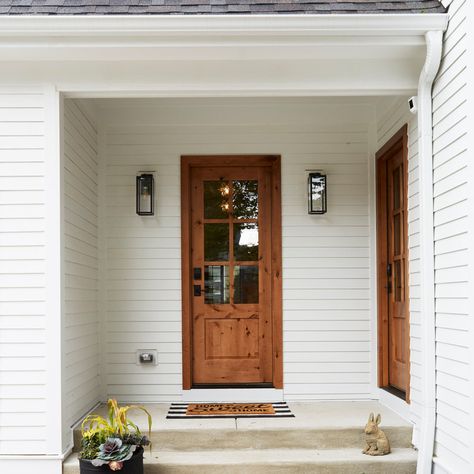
[166,402,294,419]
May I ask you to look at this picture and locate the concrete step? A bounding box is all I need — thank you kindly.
[63,447,417,474]
[74,425,412,451]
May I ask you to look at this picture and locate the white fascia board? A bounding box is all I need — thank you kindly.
[0,14,448,38]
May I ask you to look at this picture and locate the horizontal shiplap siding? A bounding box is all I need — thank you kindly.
[63,99,100,442]
[432,1,471,472]
[102,98,372,401]
[376,98,422,440]
[0,90,47,454]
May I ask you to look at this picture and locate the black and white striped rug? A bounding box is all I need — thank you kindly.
[166,402,294,419]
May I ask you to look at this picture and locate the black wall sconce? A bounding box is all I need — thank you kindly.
[308,172,327,214]
[136,173,154,216]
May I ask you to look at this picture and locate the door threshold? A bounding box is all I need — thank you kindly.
[381,385,406,401]
[182,388,284,403]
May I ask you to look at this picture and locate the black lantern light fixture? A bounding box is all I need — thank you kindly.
[308,172,327,215]
[136,173,154,216]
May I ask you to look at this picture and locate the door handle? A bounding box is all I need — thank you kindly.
[193,284,201,297]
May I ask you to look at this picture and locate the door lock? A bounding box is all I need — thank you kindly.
[193,284,201,297]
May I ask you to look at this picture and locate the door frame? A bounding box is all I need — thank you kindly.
[376,125,410,402]
[180,155,283,390]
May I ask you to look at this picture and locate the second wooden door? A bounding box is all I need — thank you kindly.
[377,126,410,399]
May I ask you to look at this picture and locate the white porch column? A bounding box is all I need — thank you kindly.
[0,84,64,473]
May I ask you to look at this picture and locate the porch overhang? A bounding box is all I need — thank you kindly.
[0,13,448,97]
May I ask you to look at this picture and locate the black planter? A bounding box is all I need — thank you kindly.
[79,447,144,474]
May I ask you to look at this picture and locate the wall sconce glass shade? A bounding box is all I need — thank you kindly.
[136,174,154,216]
[308,172,327,214]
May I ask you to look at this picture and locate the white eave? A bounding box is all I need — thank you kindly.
[0,13,448,96]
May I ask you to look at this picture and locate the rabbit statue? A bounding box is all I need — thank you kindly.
[362,412,391,456]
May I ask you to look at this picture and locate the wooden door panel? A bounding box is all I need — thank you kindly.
[183,157,280,387]
[205,319,259,359]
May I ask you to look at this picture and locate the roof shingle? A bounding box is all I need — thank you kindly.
[0,0,447,15]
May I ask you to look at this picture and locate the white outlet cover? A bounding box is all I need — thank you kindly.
[135,349,158,366]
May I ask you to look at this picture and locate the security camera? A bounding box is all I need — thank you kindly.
[408,96,418,114]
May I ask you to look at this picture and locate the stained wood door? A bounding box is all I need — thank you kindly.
[376,126,410,400]
[181,156,282,388]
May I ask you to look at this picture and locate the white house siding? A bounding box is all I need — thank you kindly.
[100,98,373,402]
[375,98,422,442]
[62,99,100,448]
[0,89,48,454]
[432,1,471,472]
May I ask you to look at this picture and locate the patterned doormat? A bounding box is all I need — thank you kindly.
[166,402,294,419]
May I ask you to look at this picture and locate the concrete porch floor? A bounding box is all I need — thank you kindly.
[74,400,411,431]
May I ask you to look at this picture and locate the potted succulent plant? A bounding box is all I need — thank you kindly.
[79,399,152,473]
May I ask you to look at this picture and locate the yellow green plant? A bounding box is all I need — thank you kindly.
[82,399,152,438]
[80,399,152,460]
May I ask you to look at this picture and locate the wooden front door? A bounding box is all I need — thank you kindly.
[181,156,282,389]
[376,126,410,400]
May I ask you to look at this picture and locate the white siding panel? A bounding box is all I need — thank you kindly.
[103,98,371,401]
[433,1,471,472]
[62,99,100,447]
[0,90,47,454]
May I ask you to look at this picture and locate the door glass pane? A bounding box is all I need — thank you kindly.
[234,266,259,304]
[394,212,401,256]
[233,180,258,219]
[204,181,230,219]
[394,260,404,302]
[234,223,259,261]
[205,224,229,261]
[205,265,230,304]
[393,167,401,210]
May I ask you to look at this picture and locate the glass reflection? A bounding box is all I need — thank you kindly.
[204,224,229,261]
[310,174,326,213]
[234,223,259,261]
[205,265,230,304]
[234,266,259,304]
[233,180,258,219]
[204,181,230,219]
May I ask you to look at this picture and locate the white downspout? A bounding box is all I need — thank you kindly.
[416,30,443,474]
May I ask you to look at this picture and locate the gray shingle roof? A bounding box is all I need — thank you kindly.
[0,1,447,16]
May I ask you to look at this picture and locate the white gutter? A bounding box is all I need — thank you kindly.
[0,14,448,37]
[416,30,444,474]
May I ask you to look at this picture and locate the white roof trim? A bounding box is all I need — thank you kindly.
[0,14,448,37]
